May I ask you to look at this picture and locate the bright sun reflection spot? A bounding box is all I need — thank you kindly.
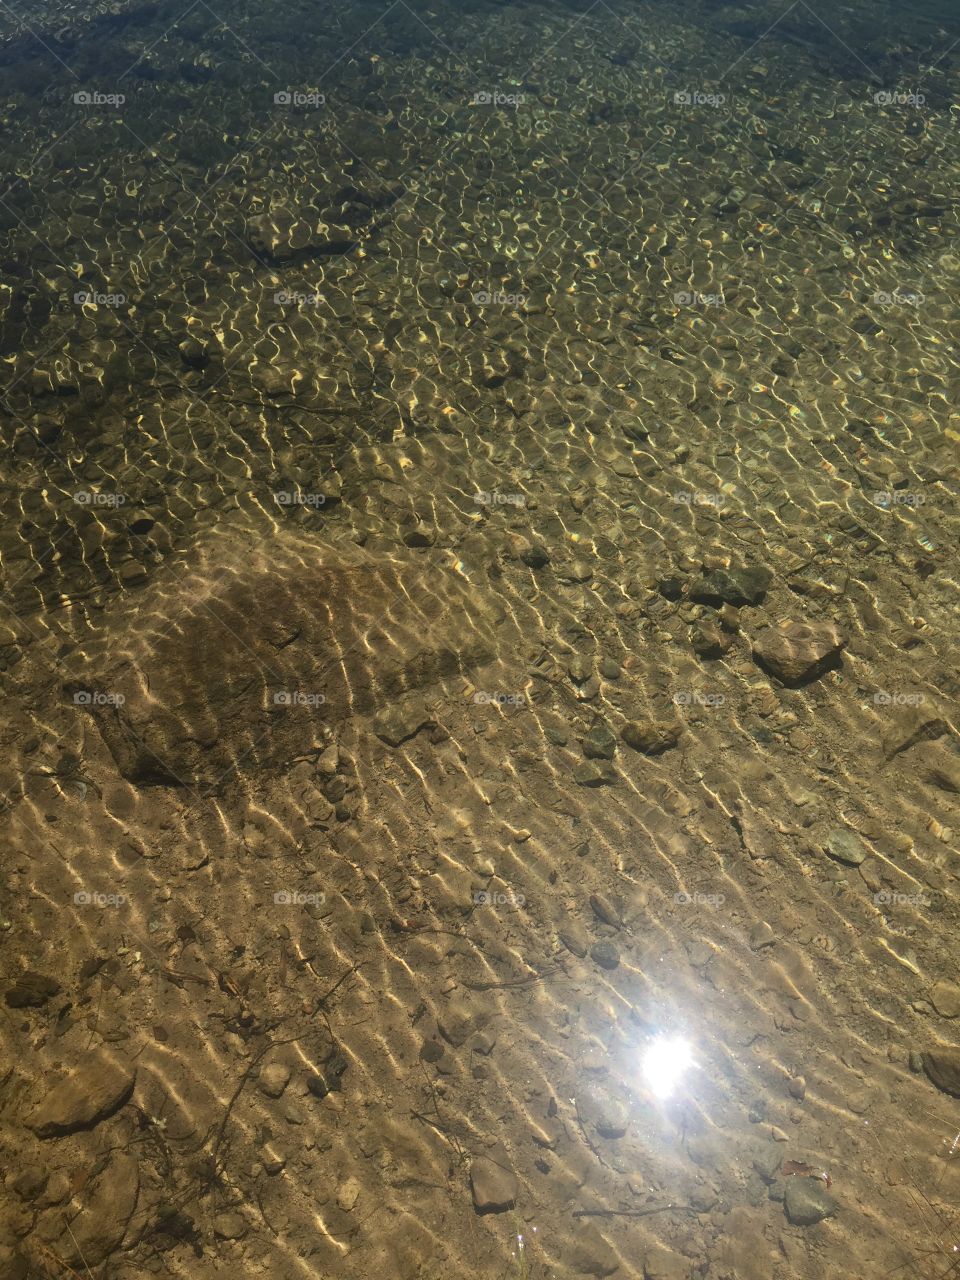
[642,1035,694,1099]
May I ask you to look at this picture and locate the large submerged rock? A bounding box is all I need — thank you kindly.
[28,1049,136,1137]
[62,524,499,790]
[246,185,401,263]
[752,619,846,686]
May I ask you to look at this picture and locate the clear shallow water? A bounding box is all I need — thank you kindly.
[1,0,959,1276]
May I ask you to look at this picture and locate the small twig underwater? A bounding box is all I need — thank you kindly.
[572,1203,697,1219]
[62,1218,96,1279]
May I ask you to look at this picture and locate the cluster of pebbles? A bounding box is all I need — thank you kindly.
[1,0,959,1277]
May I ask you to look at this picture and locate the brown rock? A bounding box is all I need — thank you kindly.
[749,922,776,950]
[58,1152,139,1266]
[337,1175,362,1211]
[470,1144,517,1213]
[559,927,589,957]
[919,745,960,792]
[569,1224,620,1275]
[213,1210,248,1240]
[247,210,363,262]
[373,696,434,747]
[261,1143,288,1175]
[12,1167,48,1200]
[28,1050,136,1137]
[691,622,733,659]
[420,1038,444,1063]
[922,1048,960,1096]
[589,893,622,928]
[719,603,740,632]
[5,971,60,1008]
[39,1170,72,1206]
[257,1062,291,1097]
[643,1242,690,1279]
[621,719,682,754]
[783,1175,838,1226]
[752,620,846,685]
[930,983,960,1020]
[438,996,488,1048]
[881,706,952,761]
[578,1080,630,1140]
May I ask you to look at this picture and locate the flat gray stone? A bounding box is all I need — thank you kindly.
[643,1243,690,1279]
[590,940,620,971]
[568,655,594,684]
[261,1143,288,1175]
[689,565,771,607]
[574,761,615,787]
[578,1082,630,1140]
[784,1176,838,1226]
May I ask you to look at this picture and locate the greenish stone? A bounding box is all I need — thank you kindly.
[583,723,617,760]
[824,828,867,866]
